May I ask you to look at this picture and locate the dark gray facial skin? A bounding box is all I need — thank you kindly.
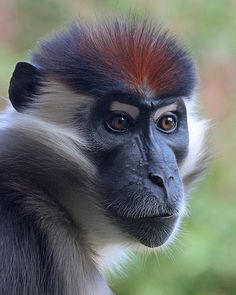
[86,93,189,248]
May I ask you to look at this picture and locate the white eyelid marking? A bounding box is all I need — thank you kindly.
[154,103,178,121]
[110,101,140,120]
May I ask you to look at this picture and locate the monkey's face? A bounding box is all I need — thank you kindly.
[87,94,189,248]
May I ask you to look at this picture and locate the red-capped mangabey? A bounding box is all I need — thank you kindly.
[0,18,208,295]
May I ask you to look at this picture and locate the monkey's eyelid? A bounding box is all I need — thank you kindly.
[153,103,178,121]
[110,101,140,120]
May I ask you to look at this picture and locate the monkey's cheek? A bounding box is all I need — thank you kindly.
[116,215,179,248]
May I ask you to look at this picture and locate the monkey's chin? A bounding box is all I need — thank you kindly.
[117,215,179,248]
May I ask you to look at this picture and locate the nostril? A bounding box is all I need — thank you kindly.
[168,176,174,181]
[148,173,164,187]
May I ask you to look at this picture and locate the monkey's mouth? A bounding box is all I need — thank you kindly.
[114,213,179,248]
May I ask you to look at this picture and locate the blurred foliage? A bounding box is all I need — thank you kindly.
[13,0,68,50]
[0,1,235,294]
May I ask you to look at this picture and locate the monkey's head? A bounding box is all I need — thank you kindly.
[9,19,208,249]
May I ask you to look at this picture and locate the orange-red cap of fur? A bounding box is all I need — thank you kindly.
[33,18,196,98]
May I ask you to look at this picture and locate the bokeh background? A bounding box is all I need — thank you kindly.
[0,1,235,294]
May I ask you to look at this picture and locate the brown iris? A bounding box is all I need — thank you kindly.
[106,113,132,132]
[156,113,177,133]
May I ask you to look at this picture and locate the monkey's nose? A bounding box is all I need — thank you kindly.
[148,173,165,188]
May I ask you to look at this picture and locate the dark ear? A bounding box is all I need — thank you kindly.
[8,62,42,112]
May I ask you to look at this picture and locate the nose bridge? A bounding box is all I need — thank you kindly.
[144,131,172,176]
[133,132,150,163]
[142,127,180,191]
[134,126,178,180]
[138,123,159,159]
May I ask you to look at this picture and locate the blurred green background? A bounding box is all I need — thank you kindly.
[0,0,235,294]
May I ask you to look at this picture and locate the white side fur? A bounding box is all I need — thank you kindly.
[180,98,209,190]
[26,81,94,127]
[0,105,93,175]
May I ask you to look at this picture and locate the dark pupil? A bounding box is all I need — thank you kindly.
[112,116,128,130]
[162,116,175,130]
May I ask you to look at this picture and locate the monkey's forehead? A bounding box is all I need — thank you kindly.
[32,19,196,99]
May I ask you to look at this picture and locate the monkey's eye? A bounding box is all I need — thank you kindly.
[106,112,132,133]
[156,112,177,133]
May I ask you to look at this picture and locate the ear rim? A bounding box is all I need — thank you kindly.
[8,62,42,112]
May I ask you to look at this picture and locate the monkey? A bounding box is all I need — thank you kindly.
[0,18,208,295]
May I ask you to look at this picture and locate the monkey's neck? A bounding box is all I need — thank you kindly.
[57,186,131,273]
